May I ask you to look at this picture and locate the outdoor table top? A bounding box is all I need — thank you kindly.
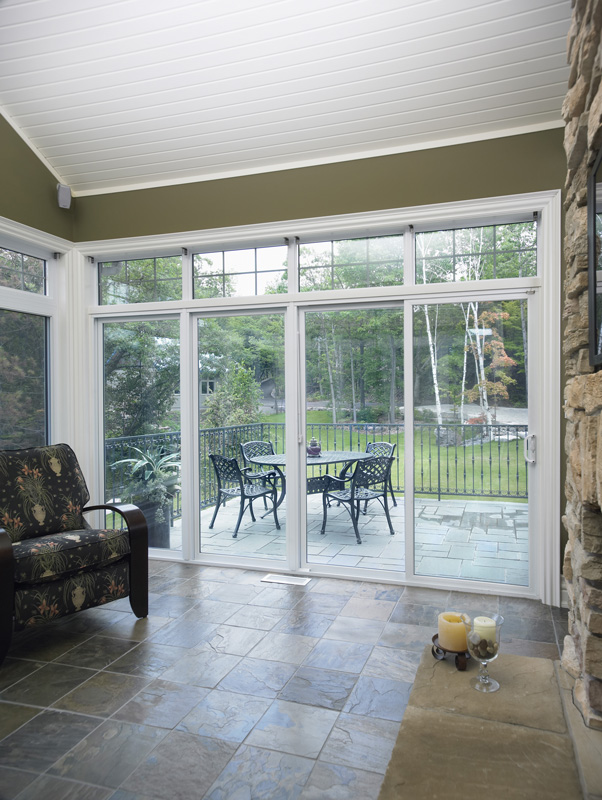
[248,450,374,467]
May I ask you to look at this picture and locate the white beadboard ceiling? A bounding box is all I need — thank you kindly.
[0,0,571,196]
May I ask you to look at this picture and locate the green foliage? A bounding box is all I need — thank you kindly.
[203,363,263,427]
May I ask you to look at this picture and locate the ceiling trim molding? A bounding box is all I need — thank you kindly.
[69,119,564,198]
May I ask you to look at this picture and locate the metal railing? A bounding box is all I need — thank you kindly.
[105,420,528,513]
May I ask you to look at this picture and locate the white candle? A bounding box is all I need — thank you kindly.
[473,615,497,642]
[438,611,469,651]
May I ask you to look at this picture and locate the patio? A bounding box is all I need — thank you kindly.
[166,494,528,587]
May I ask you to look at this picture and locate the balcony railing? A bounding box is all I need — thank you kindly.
[105,420,528,514]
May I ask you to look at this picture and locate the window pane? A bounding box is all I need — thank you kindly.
[193,246,287,298]
[99,256,182,304]
[0,310,47,447]
[415,222,537,284]
[103,319,181,551]
[0,248,45,294]
[299,235,403,291]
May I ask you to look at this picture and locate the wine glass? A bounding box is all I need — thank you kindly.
[464,613,504,693]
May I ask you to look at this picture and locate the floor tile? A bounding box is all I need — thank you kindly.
[105,642,189,678]
[112,679,209,728]
[49,719,168,788]
[0,709,101,772]
[52,672,151,717]
[0,765,37,799]
[343,675,412,721]
[199,624,267,656]
[278,666,357,710]
[249,586,305,609]
[319,713,399,773]
[322,616,385,645]
[159,650,240,688]
[204,744,314,800]
[146,618,218,649]
[339,597,396,621]
[121,730,237,800]
[303,639,372,673]
[362,646,422,682]
[389,601,440,627]
[53,636,139,670]
[177,688,271,742]
[219,604,286,630]
[0,659,46,693]
[12,774,112,800]
[378,621,435,651]
[274,609,335,638]
[298,761,384,800]
[0,662,95,707]
[0,703,41,741]
[248,632,318,665]
[246,699,338,758]
[216,657,296,698]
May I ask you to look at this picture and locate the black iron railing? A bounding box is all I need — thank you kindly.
[105,420,528,514]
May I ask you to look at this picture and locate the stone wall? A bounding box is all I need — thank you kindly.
[562,0,602,730]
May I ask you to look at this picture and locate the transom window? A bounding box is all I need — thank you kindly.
[193,246,288,298]
[415,221,537,284]
[0,247,46,295]
[99,256,182,304]
[299,235,403,291]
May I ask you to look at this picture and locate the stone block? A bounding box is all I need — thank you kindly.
[564,538,574,582]
[574,676,602,730]
[584,605,602,635]
[586,673,602,715]
[581,577,602,609]
[584,371,602,413]
[581,415,599,505]
[565,374,587,409]
[564,74,588,121]
[583,628,602,678]
[566,268,590,299]
[582,508,602,553]
[562,633,581,679]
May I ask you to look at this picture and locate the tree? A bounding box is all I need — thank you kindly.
[203,363,263,427]
[465,310,517,423]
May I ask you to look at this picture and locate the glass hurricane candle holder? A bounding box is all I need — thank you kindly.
[464,613,504,693]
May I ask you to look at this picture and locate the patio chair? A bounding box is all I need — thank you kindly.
[320,455,395,544]
[0,443,148,666]
[209,453,280,537]
[364,441,397,510]
[240,440,283,509]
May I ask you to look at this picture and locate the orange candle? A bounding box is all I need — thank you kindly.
[438,611,469,651]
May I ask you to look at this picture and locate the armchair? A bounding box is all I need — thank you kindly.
[0,443,148,665]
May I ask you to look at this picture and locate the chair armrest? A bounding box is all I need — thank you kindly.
[84,503,147,540]
[324,474,350,491]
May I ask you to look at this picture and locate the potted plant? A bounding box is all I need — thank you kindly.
[112,445,180,548]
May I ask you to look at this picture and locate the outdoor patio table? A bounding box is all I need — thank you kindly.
[247,450,374,509]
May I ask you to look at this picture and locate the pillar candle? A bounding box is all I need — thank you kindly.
[437,611,469,651]
[472,615,497,642]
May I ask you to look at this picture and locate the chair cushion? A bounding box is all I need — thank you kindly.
[13,560,130,629]
[13,528,130,584]
[0,443,90,542]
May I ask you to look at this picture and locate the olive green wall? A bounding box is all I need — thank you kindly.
[73,128,566,241]
[0,115,73,240]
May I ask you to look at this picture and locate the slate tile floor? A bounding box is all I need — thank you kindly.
[0,561,568,800]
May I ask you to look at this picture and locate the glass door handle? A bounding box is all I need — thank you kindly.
[524,433,536,464]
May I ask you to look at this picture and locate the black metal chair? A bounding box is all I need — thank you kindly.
[240,441,284,509]
[209,453,280,538]
[320,456,395,544]
[364,441,397,510]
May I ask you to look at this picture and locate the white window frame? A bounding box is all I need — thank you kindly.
[78,189,560,604]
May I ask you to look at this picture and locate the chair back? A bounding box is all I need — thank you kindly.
[366,441,396,458]
[240,440,275,467]
[209,453,244,491]
[352,456,393,492]
[0,443,89,542]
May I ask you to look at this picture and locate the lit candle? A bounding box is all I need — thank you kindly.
[473,615,497,642]
[438,611,469,651]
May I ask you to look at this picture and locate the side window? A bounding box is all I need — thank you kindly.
[99,256,182,304]
[415,222,537,284]
[0,246,46,295]
[193,245,288,298]
[299,235,403,291]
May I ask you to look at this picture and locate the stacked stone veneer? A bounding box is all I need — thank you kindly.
[562,0,602,730]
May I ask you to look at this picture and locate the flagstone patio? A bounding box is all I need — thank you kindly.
[165,494,528,587]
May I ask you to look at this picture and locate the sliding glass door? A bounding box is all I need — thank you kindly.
[303,307,404,573]
[412,298,530,586]
[197,312,286,561]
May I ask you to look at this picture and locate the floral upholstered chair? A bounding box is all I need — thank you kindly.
[0,443,148,665]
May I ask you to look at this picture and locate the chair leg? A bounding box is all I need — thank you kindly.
[249,500,256,522]
[209,492,223,529]
[233,496,247,538]
[351,500,362,544]
[320,491,329,534]
[389,477,397,506]
[382,494,395,536]
[128,511,148,619]
[271,489,280,530]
